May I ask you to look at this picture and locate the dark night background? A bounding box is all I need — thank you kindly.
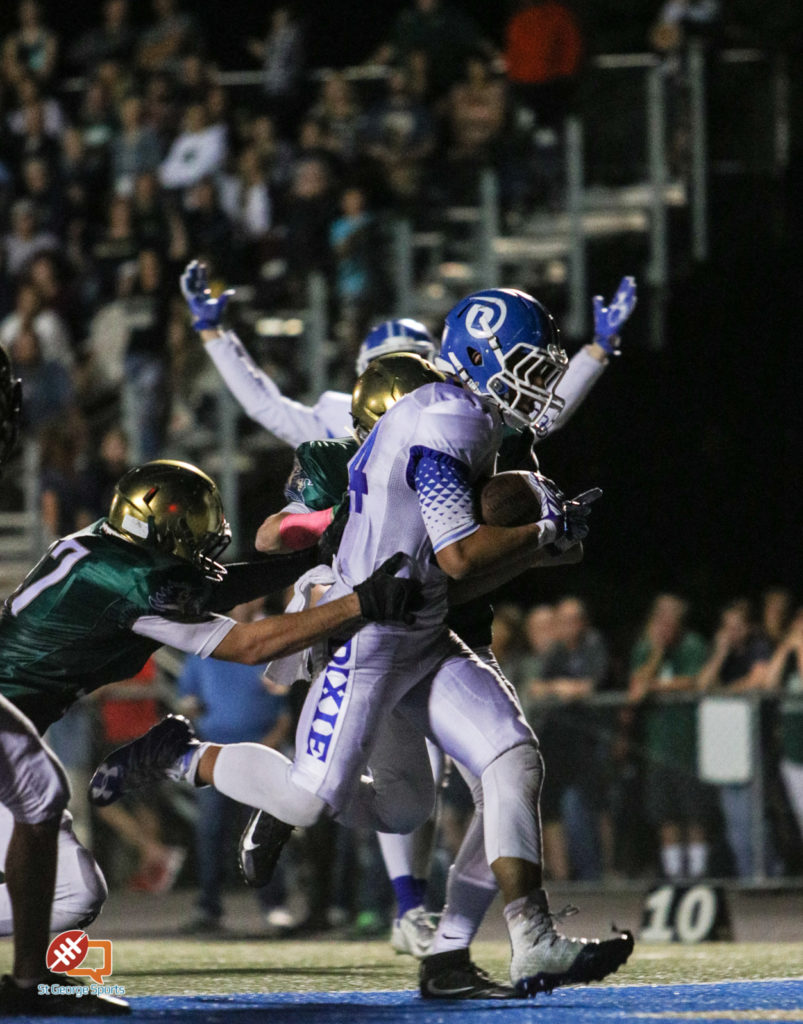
[4,1,801,653]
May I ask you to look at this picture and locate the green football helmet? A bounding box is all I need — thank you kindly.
[0,345,22,473]
[350,353,445,441]
[108,459,231,579]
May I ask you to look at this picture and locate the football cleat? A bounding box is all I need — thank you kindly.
[507,890,634,996]
[0,972,130,1015]
[391,905,439,958]
[420,948,518,1000]
[88,715,199,807]
[238,808,294,888]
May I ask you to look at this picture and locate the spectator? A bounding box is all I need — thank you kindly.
[218,144,273,261]
[503,0,585,131]
[528,596,609,880]
[182,178,233,273]
[10,321,74,431]
[110,94,163,197]
[135,0,203,76]
[37,420,89,541]
[359,63,436,209]
[5,91,60,171]
[130,170,172,252]
[75,75,119,191]
[118,248,172,461]
[329,184,384,341]
[78,424,131,522]
[518,603,556,710]
[247,114,295,196]
[762,587,794,648]
[444,52,508,202]
[66,0,135,74]
[158,102,228,193]
[490,602,527,685]
[281,155,335,303]
[763,607,803,870]
[697,598,774,877]
[0,0,59,88]
[628,593,715,879]
[246,5,306,136]
[372,0,497,103]
[1,198,58,280]
[90,194,140,304]
[176,598,294,932]
[5,72,64,138]
[309,72,363,169]
[0,279,72,369]
[18,155,63,235]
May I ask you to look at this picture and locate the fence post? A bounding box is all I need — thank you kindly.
[305,271,329,402]
[646,61,669,350]
[391,218,415,318]
[478,168,500,288]
[564,115,587,340]
[688,39,709,262]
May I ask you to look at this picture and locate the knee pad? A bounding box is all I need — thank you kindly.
[481,741,544,865]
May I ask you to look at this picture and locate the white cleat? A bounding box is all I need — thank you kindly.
[391,905,439,958]
[506,890,634,996]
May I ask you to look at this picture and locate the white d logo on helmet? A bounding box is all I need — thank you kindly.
[465,297,507,339]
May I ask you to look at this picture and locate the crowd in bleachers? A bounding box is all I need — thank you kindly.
[0,0,592,482]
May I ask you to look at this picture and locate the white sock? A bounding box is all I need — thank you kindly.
[212,742,325,827]
[431,865,497,954]
[661,843,684,878]
[686,842,709,878]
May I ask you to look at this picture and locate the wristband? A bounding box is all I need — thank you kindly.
[278,508,334,550]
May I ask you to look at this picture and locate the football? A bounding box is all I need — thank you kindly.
[479,471,543,527]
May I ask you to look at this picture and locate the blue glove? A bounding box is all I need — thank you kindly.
[180,259,235,331]
[592,276,637,354]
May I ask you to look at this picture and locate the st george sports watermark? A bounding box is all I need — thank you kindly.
[40,928,126,998]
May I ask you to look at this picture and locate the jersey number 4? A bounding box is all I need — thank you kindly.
[347,431,378,514]
[9,538,90,616]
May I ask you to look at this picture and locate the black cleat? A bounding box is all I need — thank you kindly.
[420,949,518,1000]
[238,808,294,888]
[88,715,198,807]
[0,972,130,1015]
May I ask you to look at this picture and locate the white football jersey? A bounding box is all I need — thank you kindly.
[332,380,502,629]
[205,331,351,445]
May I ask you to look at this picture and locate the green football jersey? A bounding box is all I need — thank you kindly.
[0,520,218,732]
[284,437,358,511]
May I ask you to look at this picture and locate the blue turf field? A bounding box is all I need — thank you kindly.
[88,978,803,1022]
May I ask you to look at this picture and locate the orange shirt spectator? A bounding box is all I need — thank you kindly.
[504,0,584,85]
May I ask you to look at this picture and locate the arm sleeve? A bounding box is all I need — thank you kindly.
[545,345,607,435]
[206,549,319,612]
[203,330,347,446]
[131,613,236,658]
[411,448,480,553]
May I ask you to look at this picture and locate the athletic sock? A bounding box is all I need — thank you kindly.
[392,875,427,918]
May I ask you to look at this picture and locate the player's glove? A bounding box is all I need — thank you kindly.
[316,500,349,565]
[592,275,637,355]
[524,472,567,548]
[554,487,603,551]
[180,259,235,331]
[354,552,422,625]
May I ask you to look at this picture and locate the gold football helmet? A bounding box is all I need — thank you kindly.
[108,459,231,579]
[351,353,445,441]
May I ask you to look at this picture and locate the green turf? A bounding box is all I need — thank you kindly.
[53,939,803,997]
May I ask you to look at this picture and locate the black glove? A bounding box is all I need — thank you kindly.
[316,500,349,565]
[353,552,421,625]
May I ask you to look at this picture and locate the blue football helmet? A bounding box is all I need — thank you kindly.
[438,288,568,434]
[355,318,437,375]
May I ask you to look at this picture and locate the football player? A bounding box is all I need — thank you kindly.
[0,453,418,1016]
[180,259,637,960]
[92,288,635,998]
